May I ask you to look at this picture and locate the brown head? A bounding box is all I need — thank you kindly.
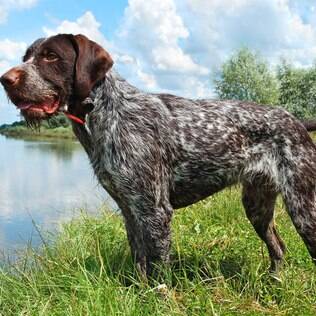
[0,34,113,125]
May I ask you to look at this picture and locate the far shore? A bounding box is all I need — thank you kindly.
[0,125,75,140]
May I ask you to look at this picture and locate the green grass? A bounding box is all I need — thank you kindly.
[0,188,315,315]
[0,125,75,140]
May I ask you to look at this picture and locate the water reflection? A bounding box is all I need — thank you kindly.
[0,135,115,252]
[24,140,81,161]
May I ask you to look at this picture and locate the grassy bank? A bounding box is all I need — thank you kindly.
[0,125,75,140]
[0,114,75,140]
[0,188,315,315]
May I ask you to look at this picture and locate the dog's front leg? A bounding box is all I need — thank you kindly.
[123,202,173,277]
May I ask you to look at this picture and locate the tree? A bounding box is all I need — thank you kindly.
[41,113,71,129]
[277,61,316,119]
[214,48,279,105]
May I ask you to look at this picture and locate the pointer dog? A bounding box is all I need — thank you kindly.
[1,34,316,276]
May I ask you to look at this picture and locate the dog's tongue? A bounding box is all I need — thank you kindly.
[17,100,59,114]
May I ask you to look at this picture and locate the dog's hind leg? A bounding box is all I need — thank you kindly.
[275,133,316,266]
[281,170,316,266]
[242,179,285,273]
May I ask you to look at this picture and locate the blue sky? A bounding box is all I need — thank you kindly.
[0,0,316,124]
[0,1,127,43]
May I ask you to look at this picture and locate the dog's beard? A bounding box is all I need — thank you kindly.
[22,111,44,130]
[21,108,58,130]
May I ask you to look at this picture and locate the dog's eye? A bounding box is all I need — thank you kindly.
[43,52,59,62]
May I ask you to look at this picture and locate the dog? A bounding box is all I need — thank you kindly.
[1,34,316,277]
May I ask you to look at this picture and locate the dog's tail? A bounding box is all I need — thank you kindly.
[301,119,316,132]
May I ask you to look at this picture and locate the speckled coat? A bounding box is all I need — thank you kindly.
[73,70,316,275]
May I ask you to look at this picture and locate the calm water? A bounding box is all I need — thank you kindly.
[0,134,115,253]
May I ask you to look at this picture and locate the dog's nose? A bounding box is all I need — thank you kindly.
[0,68,22,88]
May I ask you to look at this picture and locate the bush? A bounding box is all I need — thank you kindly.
[277,61,316,119]
[214,48,279,105]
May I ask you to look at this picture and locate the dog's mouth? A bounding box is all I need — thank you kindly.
[12,95,63,128]
[16,97,60,116]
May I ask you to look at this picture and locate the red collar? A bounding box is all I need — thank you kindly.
[64,112,85,125]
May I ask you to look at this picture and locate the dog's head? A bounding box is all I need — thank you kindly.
[0,34,113,125]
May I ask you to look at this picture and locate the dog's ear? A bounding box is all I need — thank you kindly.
[71,34,113,101]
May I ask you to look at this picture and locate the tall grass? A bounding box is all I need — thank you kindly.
[0,188,315,315]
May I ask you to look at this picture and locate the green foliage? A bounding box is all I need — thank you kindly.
[0,188,316,315]
[45,113,71,129]
[0,121,25,130]
[214,48,279,105]
[277,61,316,119]
[1,114,70,132]
[0,125,74,140]
[0,113,74,139]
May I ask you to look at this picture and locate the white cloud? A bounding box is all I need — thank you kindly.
[116,54,135,65]
[5,0,37,8]
[0,9,6,23]
[118,0,211,96]
[0,0,35,76]
[0,0,38,24]
[136,69,157,89]
[0,39,27,84]
[179,0,316,69]
[119,0,189,47]
[0,39,27,61]
[0,59,11,74]
[43,11,111,48]
[152,46,208,75]
[0,38,28,122]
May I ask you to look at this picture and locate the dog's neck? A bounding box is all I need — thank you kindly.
[70,69,142,155]
[69,69,140,123]
[90,70,143,118]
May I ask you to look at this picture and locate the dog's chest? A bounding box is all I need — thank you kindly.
[71,119,118,199]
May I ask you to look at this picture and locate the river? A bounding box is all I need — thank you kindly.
[0,134,115,254]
